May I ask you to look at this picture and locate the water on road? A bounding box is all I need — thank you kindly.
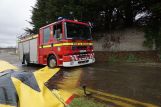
[1,52,161,106]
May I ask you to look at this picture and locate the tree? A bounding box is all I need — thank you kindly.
[28,0,139,34]
[27,0,161,51]
[140,0,161,50]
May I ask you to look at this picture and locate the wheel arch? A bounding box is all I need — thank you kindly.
[47,52,58,64]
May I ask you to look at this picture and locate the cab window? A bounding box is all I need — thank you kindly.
[43,27,50,43]
[53,23,62,40]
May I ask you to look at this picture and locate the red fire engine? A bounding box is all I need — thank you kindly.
[18,19,95,68]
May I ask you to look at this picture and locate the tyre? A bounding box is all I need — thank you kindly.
[47,55,57,68]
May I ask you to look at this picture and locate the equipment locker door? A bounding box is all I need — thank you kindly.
[29,38,38,63]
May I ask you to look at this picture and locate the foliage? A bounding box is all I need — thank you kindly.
[108,54,138,63]
[141,1,161,50]
[126,54,138,62]
[28,0,143,33]
[108,55,119,63]
[69,97,107,107]
[27,0,161,50]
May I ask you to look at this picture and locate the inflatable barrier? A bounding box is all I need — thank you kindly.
[0,60,74,107]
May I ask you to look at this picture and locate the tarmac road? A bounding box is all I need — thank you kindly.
[1,50,161,107]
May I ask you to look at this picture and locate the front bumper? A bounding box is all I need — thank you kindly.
[62,53,95,67]
[63,58,95,67]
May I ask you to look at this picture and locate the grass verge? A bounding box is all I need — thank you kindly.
[108,54,139,63]
[69,97,107,107]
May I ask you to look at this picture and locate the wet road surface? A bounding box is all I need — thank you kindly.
[1,51,161,106]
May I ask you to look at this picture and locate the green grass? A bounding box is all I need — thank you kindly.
[69,97,107,107]
[108,55,119,63]
[125,54,138,62]
[108,54,139,63]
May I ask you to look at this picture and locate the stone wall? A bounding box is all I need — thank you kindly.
[93,28,155,51]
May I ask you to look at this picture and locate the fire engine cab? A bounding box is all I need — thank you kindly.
[18,19,95,68]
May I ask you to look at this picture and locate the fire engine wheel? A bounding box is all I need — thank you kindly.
[47,55,57,68]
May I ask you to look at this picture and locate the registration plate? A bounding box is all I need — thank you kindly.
[80,50,86,53]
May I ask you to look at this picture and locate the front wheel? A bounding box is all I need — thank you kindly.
[47,55,57,68]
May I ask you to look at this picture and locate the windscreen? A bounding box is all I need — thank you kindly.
[66,22,92,40]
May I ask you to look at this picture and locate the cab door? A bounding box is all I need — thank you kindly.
[39,26,52,64]
[52,22,64,55]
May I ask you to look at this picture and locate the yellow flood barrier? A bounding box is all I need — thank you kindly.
[0,61,75,107]
[0,60,17,72]
[0,105,15,107]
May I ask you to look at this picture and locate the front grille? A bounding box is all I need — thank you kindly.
[78,54,87,58]
[77,46,87,50]
[72,53,94,61]
[72,46,87,50]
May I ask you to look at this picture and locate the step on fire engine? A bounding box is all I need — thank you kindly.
[18,19,95,68]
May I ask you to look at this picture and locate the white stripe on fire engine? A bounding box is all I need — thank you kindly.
[39,43,93,48]
[18,35,38,43]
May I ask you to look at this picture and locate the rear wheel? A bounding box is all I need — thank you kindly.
[47,55,57,68]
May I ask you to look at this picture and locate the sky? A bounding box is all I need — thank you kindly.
[0,0,36,47]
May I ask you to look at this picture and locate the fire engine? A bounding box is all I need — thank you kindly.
[18,19,95,68]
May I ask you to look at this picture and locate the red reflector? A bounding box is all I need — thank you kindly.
[65,95,75,105]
